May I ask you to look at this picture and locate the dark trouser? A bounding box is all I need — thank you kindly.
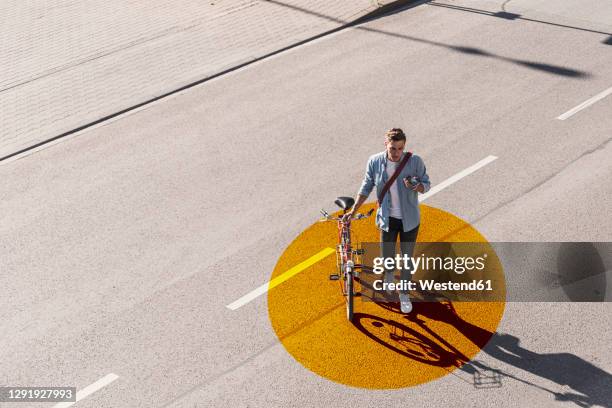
[381,217,419,295]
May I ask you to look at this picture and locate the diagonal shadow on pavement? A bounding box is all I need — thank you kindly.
[428,2,612,37]
[265,0,591,78]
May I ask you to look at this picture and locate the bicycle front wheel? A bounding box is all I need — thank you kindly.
[345,271,354,322]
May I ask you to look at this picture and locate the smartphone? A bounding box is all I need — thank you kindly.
[404,176,419,186]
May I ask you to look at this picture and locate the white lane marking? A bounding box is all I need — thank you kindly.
[419,155,497,201]
[52,373,119,408]
[226,248,336,310]
[557,85,612,120]
[227,155,498,310]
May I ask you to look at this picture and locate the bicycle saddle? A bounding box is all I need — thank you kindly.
[334,196,355,210]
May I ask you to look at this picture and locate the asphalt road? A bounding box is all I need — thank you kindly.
[1,0,611,407]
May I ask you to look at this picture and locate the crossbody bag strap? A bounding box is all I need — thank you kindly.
[377,151,412,207]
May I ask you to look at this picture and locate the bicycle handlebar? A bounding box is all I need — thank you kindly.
[318,208,374,222]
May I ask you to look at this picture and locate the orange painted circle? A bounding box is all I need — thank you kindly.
[268,204,505,389]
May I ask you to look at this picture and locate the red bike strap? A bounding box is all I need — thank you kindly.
[377,152,412,207]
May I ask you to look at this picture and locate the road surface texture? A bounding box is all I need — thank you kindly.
[1,0,611,407]
[0,0,400,160]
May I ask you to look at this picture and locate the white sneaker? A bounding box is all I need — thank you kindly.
[399,293,412,314]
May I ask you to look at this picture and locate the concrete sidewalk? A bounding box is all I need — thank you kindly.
[0,0,405,160]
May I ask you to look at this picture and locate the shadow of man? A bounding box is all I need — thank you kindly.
[413,299,612,407]
[483,332,612,408]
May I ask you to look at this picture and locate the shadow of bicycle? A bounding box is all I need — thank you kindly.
[353,311,463,368]
[353,297,612,406]
[353,298,488,368]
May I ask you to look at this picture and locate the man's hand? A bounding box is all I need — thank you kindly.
[342,211,354,223]
[403,178,425,193]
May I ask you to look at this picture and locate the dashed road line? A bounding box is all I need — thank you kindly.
[226,248,336,310]
[419,155,497,201]
[557,85,612,120]
[52,373,119,408]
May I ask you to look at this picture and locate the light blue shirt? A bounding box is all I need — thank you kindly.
[358,151,431,232]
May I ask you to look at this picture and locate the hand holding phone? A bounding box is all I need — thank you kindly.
[403,176,423,192]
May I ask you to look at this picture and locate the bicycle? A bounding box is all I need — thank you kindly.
[319,196,374,322]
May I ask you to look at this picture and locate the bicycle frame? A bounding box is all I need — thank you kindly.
[335,222,356,287]
[320,206,373,322]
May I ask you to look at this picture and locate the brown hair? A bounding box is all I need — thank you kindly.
[385,128,406,142]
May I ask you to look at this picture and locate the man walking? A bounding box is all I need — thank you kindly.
[343,128,431,313]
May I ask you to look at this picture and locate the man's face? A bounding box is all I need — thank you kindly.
[385,139,405,162]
